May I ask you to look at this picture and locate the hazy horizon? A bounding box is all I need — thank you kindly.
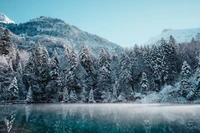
[1,0,200,47]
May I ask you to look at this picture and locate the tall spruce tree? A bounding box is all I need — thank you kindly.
[7,77,19,100]
[140,72,149,94]
[79,44,97,92]
[97,48,112,102]
[181,61,191,97]
[161,37,177,85]
[118,50,132,99]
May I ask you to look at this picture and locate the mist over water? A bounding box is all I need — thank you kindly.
[0,104,200,133]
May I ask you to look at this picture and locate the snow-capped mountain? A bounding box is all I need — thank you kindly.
[145,28,200,45]
[2,15,122,55]
[0,13,15,24]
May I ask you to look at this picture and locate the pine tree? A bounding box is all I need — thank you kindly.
[80,87,87,103]
[40,47,49,81]
[140,72,149,94]
[60,47,70,91]
[12,49,20,72]
[7,77,19,100]
[97,48,112,102]
[118,51,132,99]
[98,48,107,68]
[65,48,79,89]
[35,43,43,69]
[89,89,95,103]
[69,90,78,103]
[117,92,127,102]
[26,87,33,102]
[161,37,177,85]
[63,87,69,102]
[0,29,11,55]
[49,50,59,80]
[60,46,70,72]
[128,47,138,93]
[112,80,118,102]
[149,46,164,91]
[181,61,191,97]
[79,44,96,92]
[25,52,35,73]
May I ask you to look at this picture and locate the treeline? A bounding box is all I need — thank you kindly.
[0,29,200,103]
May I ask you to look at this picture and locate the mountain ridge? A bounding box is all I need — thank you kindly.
[0,14,123,55]
[145,27,200,45]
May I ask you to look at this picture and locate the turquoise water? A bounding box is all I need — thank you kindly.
[0,104,200,133]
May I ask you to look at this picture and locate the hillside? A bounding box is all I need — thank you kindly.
[1,15,123,55]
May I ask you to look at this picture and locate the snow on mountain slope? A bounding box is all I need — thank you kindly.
[3,16,123,55]
[0,13,15,24]
[145,28,200,45]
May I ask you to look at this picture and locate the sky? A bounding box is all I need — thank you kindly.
[0,0,200,47]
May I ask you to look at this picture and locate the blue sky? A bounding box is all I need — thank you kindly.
[1,0,200,47]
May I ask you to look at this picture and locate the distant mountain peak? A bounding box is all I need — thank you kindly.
[0,13,15,24]
[162,29,172,33]
[145,27,200,45]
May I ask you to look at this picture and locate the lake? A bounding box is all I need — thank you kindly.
[0,104,200,133]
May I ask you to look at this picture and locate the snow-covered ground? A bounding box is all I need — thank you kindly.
[137,83,200,104]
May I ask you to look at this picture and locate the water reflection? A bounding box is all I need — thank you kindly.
[0,104,200,133]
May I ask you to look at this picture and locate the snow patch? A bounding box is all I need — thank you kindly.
[0,13,15,24]
[145,27,200,45]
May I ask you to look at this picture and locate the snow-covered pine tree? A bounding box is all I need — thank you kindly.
[118,50,133,99]
[64,48,79,89]
[80,87,87,103]
[63,87,69,102]
[49,50,59,80]
[40,47,49,80]
[69,90,78,103]
[140,72,149,94]
[110,52,119,84]
[60,46,70,72]
[7,77,19,100]
[127,47,138,92]
[79,43,97,92]
[161,37,177,85]
[181,61,192,97]
[152,46,164,91]
[79,44,95,74]
[97,48,112,102]
[35,43,43,70]
[25,52,35,73]
[46,49,62,102]
[98,48,107,68]
[117,92,127,102]
[26,87,33,102]
[88,89,95,103]
[12,49,20,72]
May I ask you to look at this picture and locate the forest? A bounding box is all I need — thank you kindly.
[0,28,200,103]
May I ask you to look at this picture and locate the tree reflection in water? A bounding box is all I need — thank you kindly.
[0,104,200,133]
